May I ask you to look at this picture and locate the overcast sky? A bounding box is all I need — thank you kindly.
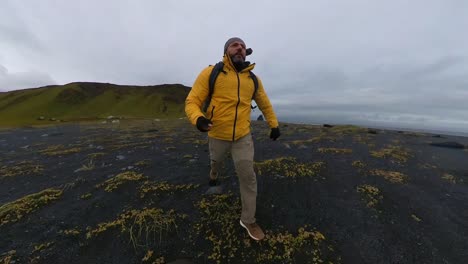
[1,0,467,133]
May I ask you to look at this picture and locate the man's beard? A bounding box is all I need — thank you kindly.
[230,54,246,71]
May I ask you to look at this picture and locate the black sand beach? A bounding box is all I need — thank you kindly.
[1,120,467,263]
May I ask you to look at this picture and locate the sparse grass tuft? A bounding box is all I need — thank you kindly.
[0,188,63,226]
[442,173,458,184]
[95,171,146,192]
[0,250,16,264]
[370,169,407,183]
[318,147,352,154]
[86,208,186,250]
[255,157,325,180]
[0,161,43,178]
[370,145,412,163]
[411,214,422,222]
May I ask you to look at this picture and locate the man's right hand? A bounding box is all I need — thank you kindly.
[196,116,213,132]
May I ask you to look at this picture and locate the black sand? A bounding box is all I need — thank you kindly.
[1,120,467,263]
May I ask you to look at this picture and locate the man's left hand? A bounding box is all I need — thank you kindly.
[270,127,280,141]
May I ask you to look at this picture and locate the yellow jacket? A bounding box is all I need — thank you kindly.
[185,55,278,141]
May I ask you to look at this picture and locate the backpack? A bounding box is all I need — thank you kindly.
[202,61,258,112]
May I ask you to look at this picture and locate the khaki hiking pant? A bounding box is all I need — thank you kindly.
[208,134,257,224]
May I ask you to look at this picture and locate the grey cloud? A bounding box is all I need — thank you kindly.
[1,0,467,133]
[0,64,55,91]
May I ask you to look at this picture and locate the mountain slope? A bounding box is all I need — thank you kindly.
[0,82,190,126]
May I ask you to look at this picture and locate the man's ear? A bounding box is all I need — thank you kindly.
[246,48,253,56]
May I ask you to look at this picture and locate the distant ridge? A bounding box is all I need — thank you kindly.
[0,82,191,126]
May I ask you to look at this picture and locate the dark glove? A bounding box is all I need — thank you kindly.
[270,127,280,141]
[196,116,212,132]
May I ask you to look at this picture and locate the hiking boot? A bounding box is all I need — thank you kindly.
[208,178,218,186]
[240,220,265,241]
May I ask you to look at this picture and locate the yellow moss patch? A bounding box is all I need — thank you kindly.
[357,184,383,208]
[370,169,407,183]
[135,159,151,167]
[0,161,44,178]
[32,242,54,254]
[193,193,338,263]
[371,145,412,163]
[318,148,352,154]
[352,160,366,168]
[86,208,185,249]
[87,152,105,159]
[63,229,81,236]
[80,193,92,200]
[39,145,81,156]
[257,228,329,263]
[0,188,63,226]
[329,125,367,134]
[140,181,199,198]
[193,193,243,263]
[95,171,146,192]
[255,157,325,179]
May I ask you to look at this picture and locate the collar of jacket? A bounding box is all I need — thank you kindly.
[223,54,256,73]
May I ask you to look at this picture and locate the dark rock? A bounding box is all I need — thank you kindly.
[367,129,378,134]
[147,129,159,132]
[430,142,465,149]
[432,135,444,138]
[323,124,333,128]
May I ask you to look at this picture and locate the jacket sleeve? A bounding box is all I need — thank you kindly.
[185,66,212,125]
[253,77,279,128]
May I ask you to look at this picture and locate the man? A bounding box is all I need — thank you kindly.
[185,37,280,241]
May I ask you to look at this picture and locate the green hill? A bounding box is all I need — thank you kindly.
[0,82,190,126]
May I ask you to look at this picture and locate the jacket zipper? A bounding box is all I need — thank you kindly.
[232,72,240,141]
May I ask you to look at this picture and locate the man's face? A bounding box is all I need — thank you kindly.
[227,41,246,64]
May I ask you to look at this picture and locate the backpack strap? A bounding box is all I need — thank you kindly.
[202,62,225,112]
[249,71,259,109]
